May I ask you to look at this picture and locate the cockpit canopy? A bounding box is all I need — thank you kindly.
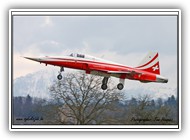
[69,53,98,61]
[69,53,116,64]
[69,53,85,58]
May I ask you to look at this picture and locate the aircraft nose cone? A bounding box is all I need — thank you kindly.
[23,57,41,62]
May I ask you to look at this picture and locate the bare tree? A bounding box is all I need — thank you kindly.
[49,72,123,124]
[138,94,152,110]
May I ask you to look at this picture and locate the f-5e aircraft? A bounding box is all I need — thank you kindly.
[24,52,168,90]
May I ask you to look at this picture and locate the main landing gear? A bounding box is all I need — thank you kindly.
[117,78,125,90]
[117,83,124,90]
[101,77,109,90]
[57,67,64,80]
[101,77,125,90]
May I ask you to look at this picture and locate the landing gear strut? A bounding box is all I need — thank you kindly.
[57,67,64,80]
[101,77,109,90]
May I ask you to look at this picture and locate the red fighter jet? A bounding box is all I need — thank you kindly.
[24,52,168,90]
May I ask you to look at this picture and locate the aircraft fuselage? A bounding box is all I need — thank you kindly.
[24,52,168,90]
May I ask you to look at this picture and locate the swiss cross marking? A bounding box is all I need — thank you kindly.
[152,65,159,71]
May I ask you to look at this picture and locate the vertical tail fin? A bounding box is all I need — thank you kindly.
[136,52,160,75]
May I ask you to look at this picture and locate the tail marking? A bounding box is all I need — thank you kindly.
[136,52,160,75]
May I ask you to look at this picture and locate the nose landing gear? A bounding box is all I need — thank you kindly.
[57,67,64,80]
[57,74,63,80]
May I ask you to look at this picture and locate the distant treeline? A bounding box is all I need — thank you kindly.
[12,94,178,125]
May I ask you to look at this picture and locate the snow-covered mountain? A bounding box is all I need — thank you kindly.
[13,69,178,99]
[13,69,57,99]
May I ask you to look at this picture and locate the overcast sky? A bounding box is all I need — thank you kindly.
[13,15,178,98]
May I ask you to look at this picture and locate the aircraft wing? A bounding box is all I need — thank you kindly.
[89,67,142,76]
[87,64,142,76]
[107,70,142,75]
[107,71,131,74]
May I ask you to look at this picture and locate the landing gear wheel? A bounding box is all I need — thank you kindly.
[117,83,124,90]
[101,84,108,90]
[57,74,62,80]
